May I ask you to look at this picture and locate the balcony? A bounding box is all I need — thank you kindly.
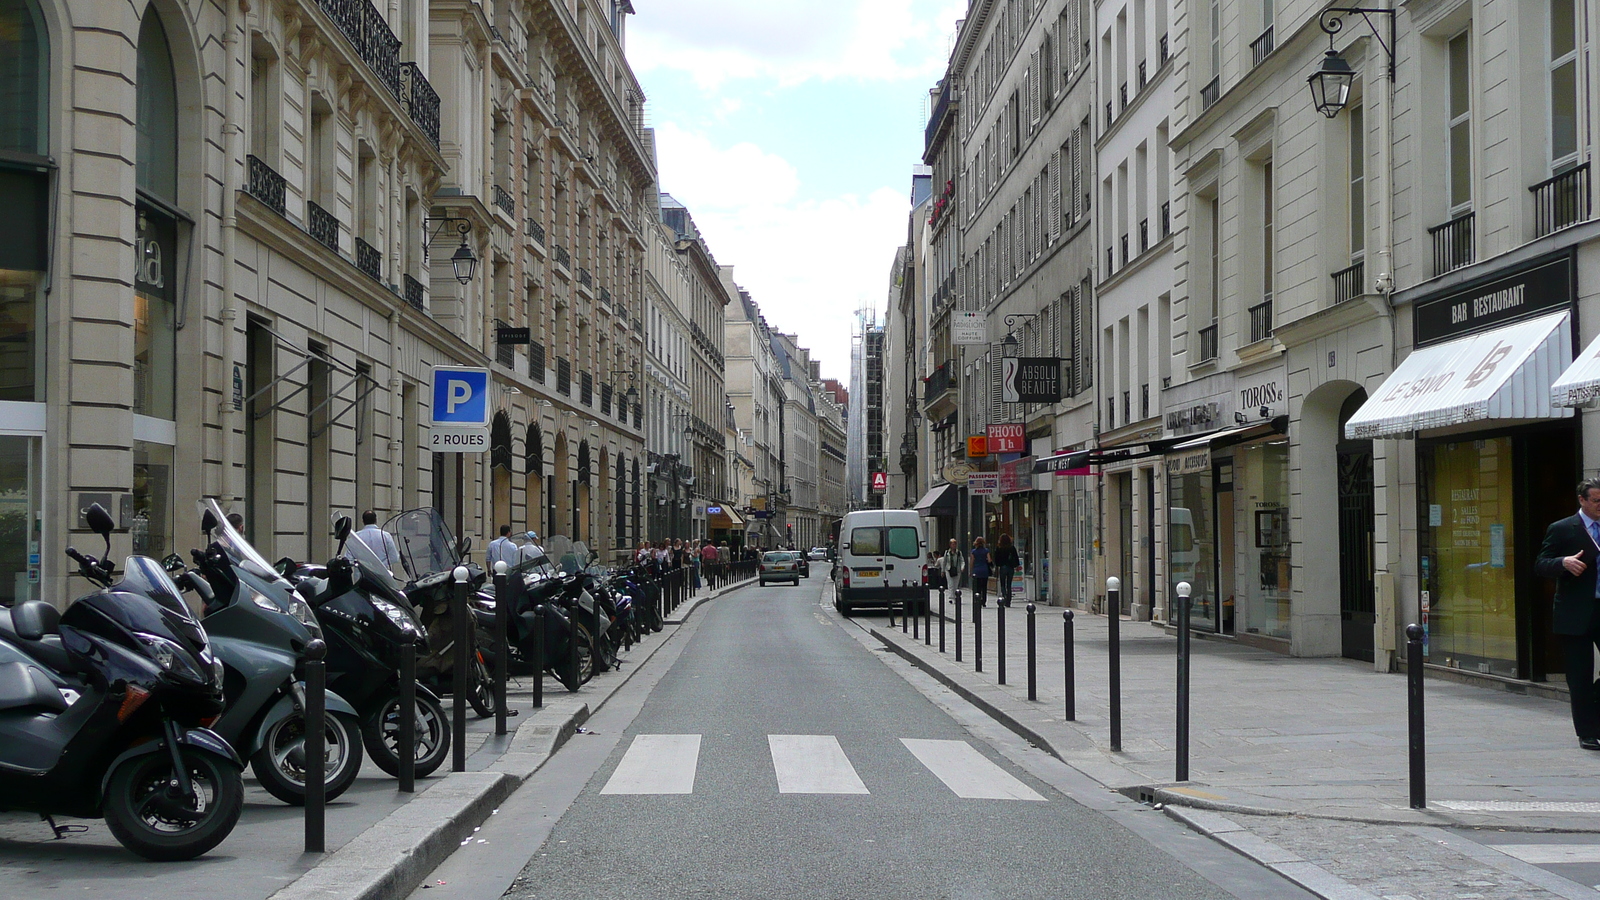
[578,267,593,288]
[1106,246,1114,275]
[402,274,424,311]
[398,63,440,150]
[1106,396,1116,429]
[1119,82,1128,111]
[1121,391,1130,425]
[1139,219,1149,253]
[1531,163,1590,238]
[599,286,611,305]
[1138,60,1148,91]
[1140,384,1150,420]
[557,358,571,395]
[1120,234,1129,266]
[1248,295,1274,343]
[580,372,593,406]
[492,184,515,216]
[307,201,339,251]
[316,0,400,97]
[245,154,286,215]
[553,244,571,269]
[1251,25,1275,67]
[922,359,956,407]
[354,237,381,281]
[925,78,955,151]
[494,319,514,367]
[1161,201,1171,238]
[1198,321,1218,362]
[1159,34,1169,66]
[600,384,612,416]
[529,341,545,382]
[1201,77,1220,110]
[1332,259,1364,304]
[1429,211,1476,276]
[1106,100,1114,130]
[526,218,545,245]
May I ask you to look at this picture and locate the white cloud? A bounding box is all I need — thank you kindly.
[655,124,907,379]
[630,0,968,88]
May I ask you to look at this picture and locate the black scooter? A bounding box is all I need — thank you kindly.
[383,509,494,717]
[282,516,451,778]
[0,504,243,860]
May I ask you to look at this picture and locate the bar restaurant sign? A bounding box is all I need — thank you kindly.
[1413,252,1574,346]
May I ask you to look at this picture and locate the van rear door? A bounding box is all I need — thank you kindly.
[846,513,888,590]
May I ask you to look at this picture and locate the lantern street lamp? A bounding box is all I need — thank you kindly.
[423,217,479,285]
[1305,7,1396,120]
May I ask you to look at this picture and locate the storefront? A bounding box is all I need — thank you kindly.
[1348,252,1578,682]
[986,456,1045,602]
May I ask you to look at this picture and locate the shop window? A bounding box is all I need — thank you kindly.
[1168,465,1217,631]
[132,440,173,559]
[0,0,47,404]
[0,435,38,604]
[1420,436,1517,678]
[1240,439,1291,639]
[0,0,45,158]
[135,12,178,420]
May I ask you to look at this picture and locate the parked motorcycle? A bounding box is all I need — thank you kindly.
[281,516,451,778]
[176,499,364,805]
[382,508,495,717]
[0,503,243,860]
[473,544,590,691]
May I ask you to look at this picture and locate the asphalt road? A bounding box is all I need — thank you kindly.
[416,567,1314,900]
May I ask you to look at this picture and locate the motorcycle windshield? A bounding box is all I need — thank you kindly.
[544,536,581,575]
[201,498,292,586]
[383,508,460,580]
[120,556,197,623]
[345,528,406,594]
[509,548,555,581]
[66,556,210,656]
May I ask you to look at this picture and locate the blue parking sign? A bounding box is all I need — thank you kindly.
[430,366,490,426]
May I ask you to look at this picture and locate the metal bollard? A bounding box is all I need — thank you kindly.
[1026,603,1037,701]
[568,601,581,693]
[938,587,946,653]
[303,638,327,853]
[1407,623,1426,809]
[451,566,470,773]
[902,588,909,634]
[924,595,931,646]
[955,590,963,662]
[913,595,920,640]
[1063,610,1075,721]
[1176,581,1192,782]
[531,603,544,709]
[997,602,1006,685]
[398,639,416,793]
[974,596,983,674]
[1107,576,1122,752]
[493,562,509,737]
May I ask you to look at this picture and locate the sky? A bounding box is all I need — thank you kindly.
[628,0,967,382]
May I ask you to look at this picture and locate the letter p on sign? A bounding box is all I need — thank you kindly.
[430,366,490,426]
[447,379,473,413]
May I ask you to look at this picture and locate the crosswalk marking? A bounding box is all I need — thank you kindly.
[601,734,702,794]
[768,734,870,794]
[900,738,1046,801]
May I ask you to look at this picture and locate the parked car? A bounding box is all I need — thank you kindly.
[793,550,811,578]
[758,550,801,586]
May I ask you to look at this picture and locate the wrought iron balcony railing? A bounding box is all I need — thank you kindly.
[599,286,611,304]
[402,274,425,311]
[493,184,515,216]
[246,155,286,215]
[1201,76,1220,110]
[529,341,545,382]
[1161,201,1171,238]
[1159,34,1169,66]
[1198,321,1218,361]
[1248,295,1274,344]
[922,359,956,405]
[578,267,593,287]
[1119,82,1128,110]
[1531,163,1590,238]
[316,0,400,97]
[1429,211,1476,276]
[1141,384,1150,420]
[354,237,381,281]
[557,358,571,395]
[554,245,571,269]
[1138,60,1148,91]
[526,217,544,245]
[399,63,440,150]
[307,201,339,251]
[1120,234,1129,266]
[1251,25,1275,67]
[1139,219,1149,253]
[1332,259,1364,304]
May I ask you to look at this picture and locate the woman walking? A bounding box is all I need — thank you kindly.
[993,533,1020,607]
[970,536,991,612]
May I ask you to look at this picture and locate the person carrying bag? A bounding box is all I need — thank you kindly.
[993,533,1020,607]
[938,539,965,597]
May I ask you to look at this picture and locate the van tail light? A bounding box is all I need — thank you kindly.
[843,570,850,589]
[921,565,929,587]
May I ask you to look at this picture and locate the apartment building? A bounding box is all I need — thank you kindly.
[643,193,693,540]
[1094,0,1177,621]
[722,272,787,548]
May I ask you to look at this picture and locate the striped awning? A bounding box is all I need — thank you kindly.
[1552,329,1600,407]
[1344,310,1572,439]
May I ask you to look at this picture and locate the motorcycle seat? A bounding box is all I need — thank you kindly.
[0,661,68,714]
[0,604,74,674]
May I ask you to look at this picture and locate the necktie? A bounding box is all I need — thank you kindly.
[1590,521,1599,546]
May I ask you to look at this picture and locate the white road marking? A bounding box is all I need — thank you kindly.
[1492,844,1600,865]
[768,735,870,794]
[900,738,1046,801]
[600,734,702,794]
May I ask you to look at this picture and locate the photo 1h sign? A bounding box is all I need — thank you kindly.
[430,366,490,452]
[986,423,1026,454]
[870,472,888,493]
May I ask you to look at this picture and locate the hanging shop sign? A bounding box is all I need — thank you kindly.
[966,435,989,457]
[1001,357,1063,403]
[986,423,1026,454]
[496,326,531,345]
[870,472,888,493]
[968,471,1000,496]
[999,456,1035,494]
[953,311,987,344]
[942,461,973,485]
[1170,446,1212,476]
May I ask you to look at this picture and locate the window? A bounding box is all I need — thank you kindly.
[1447,31,1472,212]
[1550,0,1579,166]
[1262,162,1274,299]
[0,0,46,158]
[1209,0,1221,79]
[1349,105,1365,258]
[135,11,179,421]
[886,526,920,559]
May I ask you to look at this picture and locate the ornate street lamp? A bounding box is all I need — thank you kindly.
[1305,7,1396,120]
[423,217,479,285]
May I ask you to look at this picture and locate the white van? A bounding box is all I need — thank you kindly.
[833,509,929,615]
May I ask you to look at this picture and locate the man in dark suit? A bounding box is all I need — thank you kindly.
[1535,477,1600,750]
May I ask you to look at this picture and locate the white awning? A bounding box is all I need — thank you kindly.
[1344,310,1572,440]
[1552,329,1600,407]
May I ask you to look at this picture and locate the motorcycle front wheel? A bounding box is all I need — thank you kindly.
[362,692,450,778]
[251,711,364,806]
[468,650,495,718]
[103,746,244,861]
[556,620,594,691]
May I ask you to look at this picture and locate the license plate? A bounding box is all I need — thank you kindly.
[855,569,880,578]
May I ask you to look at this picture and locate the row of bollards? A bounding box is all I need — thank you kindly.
[916,575,1429,809]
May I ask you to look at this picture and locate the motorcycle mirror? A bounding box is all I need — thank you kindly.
[333,515,353,549]
[457,536,472,557]
[200,508,219,535]
[85,502,113,539]
[162,553,185,573]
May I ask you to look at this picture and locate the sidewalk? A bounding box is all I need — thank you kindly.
[0,575,751,900]
[868,590,1600,833]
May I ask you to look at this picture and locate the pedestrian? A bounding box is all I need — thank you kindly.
[1536,476,1600,751]
[939,538,965,599]
[486,524,517,570]
[225,512,246,535]
[993,533,1020,607]
[970,536,990,610]
[354,510,402,574]
[517,531,543,564]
